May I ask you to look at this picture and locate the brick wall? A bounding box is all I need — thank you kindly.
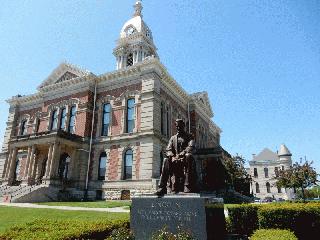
[108,145,120,180]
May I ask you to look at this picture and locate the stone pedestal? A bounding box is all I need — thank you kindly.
[131,194,225,240]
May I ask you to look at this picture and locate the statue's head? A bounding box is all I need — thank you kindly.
[175,119,185,134]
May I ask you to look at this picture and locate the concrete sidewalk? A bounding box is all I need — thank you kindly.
[0,202,130,213]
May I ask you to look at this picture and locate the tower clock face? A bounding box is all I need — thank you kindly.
[126,27,135,36]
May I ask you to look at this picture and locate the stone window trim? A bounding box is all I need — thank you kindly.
[255,182,260,193]
[264,167,269,178]
[96,96,115,138]
[118,144,138,181]
[32,112,42,133]
[119,90,141,134]
[266,182,271,193]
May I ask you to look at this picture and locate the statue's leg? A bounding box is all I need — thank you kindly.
[156,158,171,195]
[184,154,196,193]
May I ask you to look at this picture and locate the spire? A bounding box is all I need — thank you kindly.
[134,1,143,17]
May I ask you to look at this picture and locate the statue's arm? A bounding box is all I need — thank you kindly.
[166,136,174,157]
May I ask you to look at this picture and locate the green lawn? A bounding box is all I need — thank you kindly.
[0,205,129,233]
[35,200,131,208]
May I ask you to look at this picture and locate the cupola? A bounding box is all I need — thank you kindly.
[114,1,158,70]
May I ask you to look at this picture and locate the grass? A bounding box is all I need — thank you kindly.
[35,200,131,208]
[0,205,129,233]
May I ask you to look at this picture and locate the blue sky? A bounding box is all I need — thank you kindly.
[0,0,319,172]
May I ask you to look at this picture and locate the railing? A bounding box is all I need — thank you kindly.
[11,130,84,142]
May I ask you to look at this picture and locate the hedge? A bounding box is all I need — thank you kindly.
[226,202,320,240]
[259,203,320,240]
[0,219,129,240]
[226,204,259,235]
[250,229,297,240]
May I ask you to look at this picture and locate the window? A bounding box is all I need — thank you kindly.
[98,152,107,180]
[161,102,164,135]
[101,103,111,136]
[264,167,269,178]
[277,186,282,193]
[58,153,71,180]
[124,149,133,180]
[254,168,258,178]
[126,99,135,133]
[14,157,20,181]
[68,106,76,133]
[266,182,271,193]
[256,183,260,193]
[35,118,40,133]
[274,167,279,177]
[281,166,285,171]
[20,120,27,135]
[59,107,67,130]
[127,53,133,67]
[50,110,58,130]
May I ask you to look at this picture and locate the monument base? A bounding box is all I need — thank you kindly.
[130,193,225,240]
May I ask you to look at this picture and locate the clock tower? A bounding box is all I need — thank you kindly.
[113,1,158,70]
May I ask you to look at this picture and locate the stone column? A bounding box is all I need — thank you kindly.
[8,148,18,181]
[44,143,54,178]
[23,146,32,179]
[4,149,14,179]
[49,142,60,178]
[28,147,37,183]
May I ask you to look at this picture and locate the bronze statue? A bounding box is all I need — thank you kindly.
[156,119,197,196]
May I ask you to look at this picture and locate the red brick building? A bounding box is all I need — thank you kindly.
[0,1,221,201]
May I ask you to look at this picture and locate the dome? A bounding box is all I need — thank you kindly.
[278,144,292,156]
[120,16,153,40]
[119,0,153,41]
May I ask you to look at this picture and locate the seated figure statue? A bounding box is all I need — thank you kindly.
[156,119,197,196]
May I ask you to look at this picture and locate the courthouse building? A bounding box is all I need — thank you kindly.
[249,144,295,200]
[0,1,221,201]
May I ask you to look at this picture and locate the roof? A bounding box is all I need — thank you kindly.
[278,144,292,156]
[253,148,279,162]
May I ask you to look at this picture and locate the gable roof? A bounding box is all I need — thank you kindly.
[191,91,214,118]
[37,62,92,90]
[253,148,279,162]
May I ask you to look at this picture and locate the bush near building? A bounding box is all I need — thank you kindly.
[0,219,129,240]
[250,229,297,240]
[227,202,320,239]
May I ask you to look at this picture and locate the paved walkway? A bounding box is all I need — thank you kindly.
[0,202,130,213]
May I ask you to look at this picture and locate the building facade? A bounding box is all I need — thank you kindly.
[249,144,295,200]
[0,1,221,201]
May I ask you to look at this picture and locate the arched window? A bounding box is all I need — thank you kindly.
[264,167,269,178]
[20,120,27,135]
[124,149,133,180]
[51,110,58,130]
[277,186,282,193]
[256,183,260,193]
[126,99,135,133]
[14,157,20,181]
[127,53,133,67]
[35,118,40,133]
[266,182,271,193]
[68,106,76,133]
[274,167,279,177]
[254,168,258,178]
[58,153,71,180]
[59,107,67,130]
[98,152,107,180]
[101,103,111,136]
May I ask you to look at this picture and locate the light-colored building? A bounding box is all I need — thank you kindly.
[0,1,221,202]
[249,144,295,200]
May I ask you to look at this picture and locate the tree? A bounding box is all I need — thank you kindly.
[223,154,251,195]
[275,160,318,201]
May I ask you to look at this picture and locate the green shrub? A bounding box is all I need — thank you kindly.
[105,227,134,240]
[151,226,194,240]
[0,219,129,240]
[258,203,320,240]
[226,204,260,236]
[250,229,297,240]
